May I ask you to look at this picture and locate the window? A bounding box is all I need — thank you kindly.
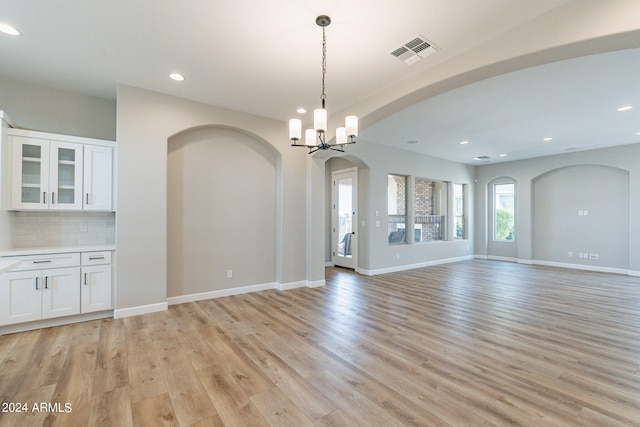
[494,183,515,241]
[454,183,467,239]
[414,178,447,242]
[388,174,406,245]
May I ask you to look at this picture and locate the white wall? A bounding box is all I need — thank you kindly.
[475,143,640,274]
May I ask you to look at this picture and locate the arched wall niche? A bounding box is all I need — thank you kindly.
[167,125,281,298]
[531,164,630,269]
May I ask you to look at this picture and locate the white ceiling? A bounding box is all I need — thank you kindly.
[1,0,639,164]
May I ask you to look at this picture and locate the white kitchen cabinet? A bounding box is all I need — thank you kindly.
[81,251,112,313]
[0,266,80,326]
[0,270,42,324]
[7,129,115,212]
[10,135,83,210]
[83,144,113,211]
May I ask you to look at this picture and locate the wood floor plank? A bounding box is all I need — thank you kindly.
[250,386,316,427]
[131,393,178,427]
[88,385,133,427]
[1,260,640,426]
[125,328,167,403]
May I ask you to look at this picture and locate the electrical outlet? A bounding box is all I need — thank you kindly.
[226,270,233,278]
[589,253,599,260]
[568,251,573,257]
[79,222,88,232]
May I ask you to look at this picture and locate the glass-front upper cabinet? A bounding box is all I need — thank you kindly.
[10,136,83,210]
[50,141,83,209]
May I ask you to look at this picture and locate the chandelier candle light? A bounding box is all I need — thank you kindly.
[289,15,358,154]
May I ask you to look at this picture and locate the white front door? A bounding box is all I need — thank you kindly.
[332,168,357,269]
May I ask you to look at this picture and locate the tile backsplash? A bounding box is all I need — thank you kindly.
[11,211,115,249]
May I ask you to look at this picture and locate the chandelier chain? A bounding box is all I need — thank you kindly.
[321,26,327,107]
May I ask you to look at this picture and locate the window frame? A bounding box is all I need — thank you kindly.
[493,181,516,242]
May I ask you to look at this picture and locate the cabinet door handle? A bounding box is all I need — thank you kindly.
[45,276,48,289]
[35,277,39,290]
[84,273,88,285]
[52,192,55,204]
[33,260,52,264]
[89,256,105,260]
[86,193,90,205]
[43,192,46,204]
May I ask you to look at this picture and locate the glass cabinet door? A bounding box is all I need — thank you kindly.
[10,137,83,210]
[49,141,83,210]
[11,136,49,210]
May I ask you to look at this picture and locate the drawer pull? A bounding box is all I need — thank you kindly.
[89,256,105,260]
[33,260,52,264]
[35,277,39,290]
[86,193,90,205]
[84,273,88,285]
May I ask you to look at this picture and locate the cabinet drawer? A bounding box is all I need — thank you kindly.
[81,251,111,265]
[4,253,80,271]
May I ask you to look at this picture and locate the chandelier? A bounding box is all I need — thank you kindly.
[289,15,358,154]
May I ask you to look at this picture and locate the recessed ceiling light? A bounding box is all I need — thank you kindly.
[296,108,307,114]
[169,73,184,81]
[499,153,507,157]
[636,131,640,135]
[459,140,469,145]
[543,137,553,142]
[0,23,20,36]
[617,105,633,112]
[406,140,419,144]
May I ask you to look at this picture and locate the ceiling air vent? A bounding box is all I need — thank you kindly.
[474,155,491,161]
[389,35,438,65]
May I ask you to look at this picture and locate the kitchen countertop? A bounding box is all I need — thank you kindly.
[0,245,116,258]
[0,259,21,273]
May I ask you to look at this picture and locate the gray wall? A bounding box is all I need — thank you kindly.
[167,126,278,297]
[116,85,310,313]
[532,165,629,269]
[317,142,476,274]
[0,75,116,140]
[475,144,640,274]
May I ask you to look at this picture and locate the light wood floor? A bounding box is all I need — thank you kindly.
[1,260,640,426]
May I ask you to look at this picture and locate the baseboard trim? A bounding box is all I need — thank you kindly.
[168,283,276,305]
[168,279,325,306]
[113,302,168,319]
[359,255,474,276]
[532,260,629,276]
[1,311,113,335]
[307,279,326,288]
[275,281,304,291]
